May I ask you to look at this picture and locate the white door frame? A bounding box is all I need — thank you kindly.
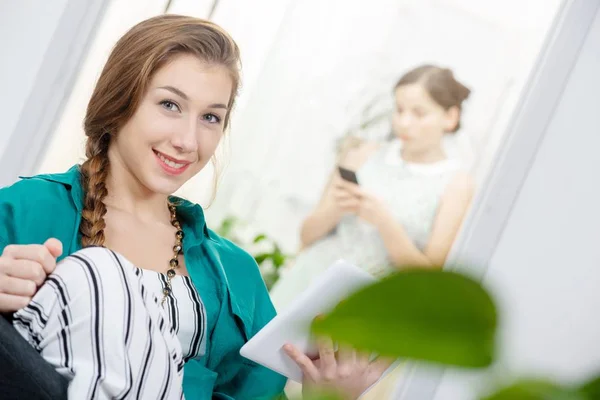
[396,0,600,398]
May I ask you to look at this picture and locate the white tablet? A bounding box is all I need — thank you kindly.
[240,259,376,383]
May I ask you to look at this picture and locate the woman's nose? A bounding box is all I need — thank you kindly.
[397,113,414,128]
[171,120,198,153]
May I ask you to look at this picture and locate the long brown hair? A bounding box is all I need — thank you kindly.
[80,15,241,247]
[395,64,471,132]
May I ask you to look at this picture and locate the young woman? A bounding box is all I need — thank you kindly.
[0,15,388,399]
[271,64,475,311]
[270,64,475,399]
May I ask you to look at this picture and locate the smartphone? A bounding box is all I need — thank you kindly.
[337,166,359,184]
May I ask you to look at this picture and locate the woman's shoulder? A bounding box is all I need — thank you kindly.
[166,198,263,285]
[0,167,81,208]
[206,229,261,277]
[204,228,271,301]
[204,229,275,330]
[441,169,476,202]
[447,169,475,189]
[0,167,81,246]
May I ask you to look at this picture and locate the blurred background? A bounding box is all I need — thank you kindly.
[5,1,600,399]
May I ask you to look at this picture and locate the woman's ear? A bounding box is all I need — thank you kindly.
[444,106,460,132]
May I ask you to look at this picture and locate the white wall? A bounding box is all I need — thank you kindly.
[0,0,68,158]
[431,2,600,398]
[0,0,108,186]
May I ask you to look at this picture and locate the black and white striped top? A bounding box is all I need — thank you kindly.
[135,268,207,361]
[13,247,198,399]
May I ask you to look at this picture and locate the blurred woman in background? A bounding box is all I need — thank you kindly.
[271,64,475,311]
[271,64,475,399]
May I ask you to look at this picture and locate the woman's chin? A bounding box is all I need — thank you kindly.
[144,176,186,197]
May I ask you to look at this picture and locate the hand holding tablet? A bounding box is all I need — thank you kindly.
[240,259,375,382]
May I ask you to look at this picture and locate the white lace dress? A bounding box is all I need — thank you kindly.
[270,140,463,311]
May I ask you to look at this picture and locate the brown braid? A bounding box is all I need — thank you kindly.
[79,134,110,247]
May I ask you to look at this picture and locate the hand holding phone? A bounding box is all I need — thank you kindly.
[337,166,359,185]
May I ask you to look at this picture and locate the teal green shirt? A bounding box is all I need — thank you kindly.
[0,166,287,399]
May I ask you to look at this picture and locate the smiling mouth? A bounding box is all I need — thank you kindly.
[153,150,191,174]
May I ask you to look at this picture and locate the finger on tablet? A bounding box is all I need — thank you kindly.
[317,336,337,374]
[283,343,320,382]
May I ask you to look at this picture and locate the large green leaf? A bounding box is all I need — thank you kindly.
[578,375,600,399]
[312,269,497,368]
[481,379,585,400]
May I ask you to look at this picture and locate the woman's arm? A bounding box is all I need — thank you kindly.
[299,172,345,249]
[348,171,475,268]
[377,171,475,268]
[299,142,380,249]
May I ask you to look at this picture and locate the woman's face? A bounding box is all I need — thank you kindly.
[391,83,458,153]
[109,53,233,196]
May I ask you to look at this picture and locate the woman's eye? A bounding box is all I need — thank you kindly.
[160,100,180,112]
[203,114,222,124]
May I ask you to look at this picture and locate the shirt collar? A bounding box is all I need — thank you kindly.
[24,165,210,245]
